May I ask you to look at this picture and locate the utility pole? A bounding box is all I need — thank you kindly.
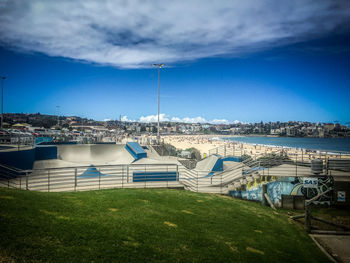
[1,76,6,129]
[152,64,164,144]
[56,105,60,127]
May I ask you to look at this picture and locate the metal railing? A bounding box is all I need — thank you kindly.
[0,134,35,146]
[0,163,185,192]
[209,144,350,162]
[1,145,350,195]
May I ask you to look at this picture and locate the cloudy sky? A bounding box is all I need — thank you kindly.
[1,0,350,123]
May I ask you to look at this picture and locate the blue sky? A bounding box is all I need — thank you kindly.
[1,0,350,124]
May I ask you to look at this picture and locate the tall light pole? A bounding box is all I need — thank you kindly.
[56,105,60,128]
[152,63,164,144]
[1,76,6,129]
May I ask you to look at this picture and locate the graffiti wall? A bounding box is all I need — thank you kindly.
[229,176,333,207]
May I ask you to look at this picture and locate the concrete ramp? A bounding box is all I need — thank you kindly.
[195,155,223,172]
[57,144,134,164]
[125,142,147,160]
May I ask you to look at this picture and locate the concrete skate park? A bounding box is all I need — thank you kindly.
[0,140,255,193]
[1,141,350,208]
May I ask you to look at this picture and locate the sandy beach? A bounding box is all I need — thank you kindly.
[162,135,350,162]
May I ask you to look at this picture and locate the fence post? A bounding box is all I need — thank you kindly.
[127,165,129,183]
[98,168,101,190]
[144,165,146,188]
[19,176,22,189]
[262,164,265,177]
[120,166,123,188]
[48,169,50,192]
[74,168,77,191]
[220,174,222,194]
[295,154,298,177]
[301,149,304,163]
[262,184,267,206]
[305,205,311,233]
[17,134,20,150]
[197,172,199,192]
[166,165,169,188]
[26,172,28,190]
[176,165,179,181]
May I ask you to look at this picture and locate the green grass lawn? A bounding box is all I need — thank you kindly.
[0,188,330,263]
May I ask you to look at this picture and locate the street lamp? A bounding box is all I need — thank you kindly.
[1,76,6,129]
[56,105,60,127]
[152,63,164,144]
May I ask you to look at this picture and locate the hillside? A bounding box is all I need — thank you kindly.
[0,188,330,263]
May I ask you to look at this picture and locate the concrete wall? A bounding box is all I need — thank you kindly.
[230,176,334,207]
[0,145,58,170]
[0,148,35,170]
[35,145,57,160]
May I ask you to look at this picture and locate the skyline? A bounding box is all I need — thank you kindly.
[1,1,350,123]
[6,112,349,126]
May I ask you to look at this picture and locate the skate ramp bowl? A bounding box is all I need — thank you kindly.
[57,144,133,164]
[195,155,223,173]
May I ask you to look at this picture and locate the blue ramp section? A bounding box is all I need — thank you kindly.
[212,157,223,172]
[78,165,108,178]
[133,171,177,182]
[223,156,242,162]
[125,142,147,160]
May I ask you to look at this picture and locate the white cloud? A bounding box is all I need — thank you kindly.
[171,116,207,123]
[120,116,128,122]
[121,115,136,122]
[139,114,169,123]
[103,118,111,122]
[210,119,230,124]
[1,1,349,68]
[129,114,238,124]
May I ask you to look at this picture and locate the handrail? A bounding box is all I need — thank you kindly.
[19,163,179,173]
[0,163,24,172]
[208,143,350,157]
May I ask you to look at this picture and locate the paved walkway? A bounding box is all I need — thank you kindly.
[312,235,350,263]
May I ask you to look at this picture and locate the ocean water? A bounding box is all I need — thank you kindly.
[223,136,350,153]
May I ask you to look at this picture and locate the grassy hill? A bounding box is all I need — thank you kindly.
[0,188,330,263]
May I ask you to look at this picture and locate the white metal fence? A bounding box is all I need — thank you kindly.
[1,145,350,194]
